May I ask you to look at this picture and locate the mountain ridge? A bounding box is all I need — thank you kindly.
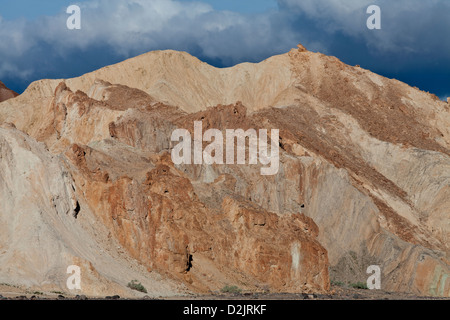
[0,44,448,297]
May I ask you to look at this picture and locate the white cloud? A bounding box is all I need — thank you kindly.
[0,0,302,81]
[278,0,450,54]
[0,18,35,56]
[0,62,33,80]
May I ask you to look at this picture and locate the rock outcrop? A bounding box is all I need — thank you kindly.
[0,81,18,103]
[0,124,183,297]
[0,44,448,297]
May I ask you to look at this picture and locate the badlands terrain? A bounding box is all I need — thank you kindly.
[0,44,448,299]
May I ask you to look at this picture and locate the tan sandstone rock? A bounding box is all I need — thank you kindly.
[0,46,448,297]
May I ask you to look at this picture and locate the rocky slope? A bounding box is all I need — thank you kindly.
[0,44,448,297]
[0,81,18,103]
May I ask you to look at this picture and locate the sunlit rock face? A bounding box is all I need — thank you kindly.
[0,45,448,297]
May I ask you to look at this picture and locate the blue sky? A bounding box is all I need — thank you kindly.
[0,0,278,19]
[0,0,75,19]
[0,0,449,100]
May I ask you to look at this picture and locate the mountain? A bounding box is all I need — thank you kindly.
[0,81,19,103]
[0,44,448,297]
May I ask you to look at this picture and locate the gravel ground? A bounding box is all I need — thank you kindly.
[1,284,448,300]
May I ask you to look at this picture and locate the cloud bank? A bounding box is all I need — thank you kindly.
[0,0,449,98]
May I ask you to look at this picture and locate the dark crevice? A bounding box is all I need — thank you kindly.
[73,201,80,219]
[279,138,286,152]
[186,254,193,272]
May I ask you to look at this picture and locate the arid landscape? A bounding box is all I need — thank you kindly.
[0,43,448,300]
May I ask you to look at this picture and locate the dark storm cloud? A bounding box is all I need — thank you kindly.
[0,0,448,99]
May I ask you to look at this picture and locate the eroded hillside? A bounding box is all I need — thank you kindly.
[0,44,448,297]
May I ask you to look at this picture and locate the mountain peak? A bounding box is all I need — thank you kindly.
[297,43,307,52]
